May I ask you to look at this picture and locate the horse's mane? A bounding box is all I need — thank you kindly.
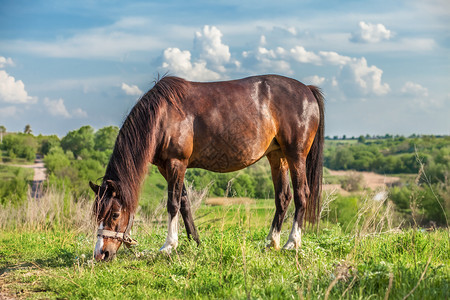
[96,76,187,215]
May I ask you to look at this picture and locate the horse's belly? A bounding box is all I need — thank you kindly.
[188,135,273,172]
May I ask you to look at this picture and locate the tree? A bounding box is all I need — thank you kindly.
[24,124,32,134]
[94,126,119,152]
[61,125,95,158]
[358,135,366,143]
[40,135,61,155]
[44,146,71,174]
[0,125,5,144]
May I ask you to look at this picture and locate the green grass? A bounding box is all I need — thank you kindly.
[0,164,34,182]
[1,216,448,299]
[1,150,35,165]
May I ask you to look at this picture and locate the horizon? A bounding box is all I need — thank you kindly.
[2,125,449,140]
[1,0,449,137]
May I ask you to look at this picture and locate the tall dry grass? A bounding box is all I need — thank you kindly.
[0,185,94,233]
[0,180,211,236]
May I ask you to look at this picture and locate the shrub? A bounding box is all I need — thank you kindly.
[339,172,364,192]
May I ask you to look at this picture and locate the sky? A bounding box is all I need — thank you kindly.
[0,0,449,137]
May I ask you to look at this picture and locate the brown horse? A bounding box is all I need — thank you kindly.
[90,74,324,261]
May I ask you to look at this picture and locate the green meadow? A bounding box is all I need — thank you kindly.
[1,130,449,298]
[1,193,449,299]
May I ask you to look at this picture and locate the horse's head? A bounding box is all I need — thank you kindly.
[90,180,133,261]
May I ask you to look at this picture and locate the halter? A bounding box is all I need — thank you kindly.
[97,214,138,249]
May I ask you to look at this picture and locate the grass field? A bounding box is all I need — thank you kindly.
[0,164,34,182]
[0,192,449,299]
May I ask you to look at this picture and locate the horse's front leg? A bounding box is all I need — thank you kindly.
[160,159,187,254]
[158,165,200,247]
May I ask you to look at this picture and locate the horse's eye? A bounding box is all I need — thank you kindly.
[112,212,120,220]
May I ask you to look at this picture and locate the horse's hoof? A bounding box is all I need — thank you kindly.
[265,241,280,250]
[282,241,297,250]
[159,244,174,254]
[159,241,178,255]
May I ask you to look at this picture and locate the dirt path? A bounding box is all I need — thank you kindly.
[12,156,46,181]
[328,170,400,189]
[323,170,400,195]
[3,155,47,198]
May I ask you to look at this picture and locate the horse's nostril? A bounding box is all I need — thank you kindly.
[104,251,110,260]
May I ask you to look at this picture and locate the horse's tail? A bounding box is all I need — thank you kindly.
[305,85,325,225]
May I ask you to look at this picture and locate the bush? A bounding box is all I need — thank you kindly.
[44,147,70,174]
[0,167,32,205]
[61,125,95,158]
[1,133,38,162]
[389,183,449,226]
[327,195,359,230]
[339,172,364,192]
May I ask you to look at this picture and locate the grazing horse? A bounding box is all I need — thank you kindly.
[90,75,324,261]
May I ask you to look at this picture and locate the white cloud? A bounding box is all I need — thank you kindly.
[272,26,298,36]
[339,57,390,96]
[161,25,236,80]
[259,35,267,46]
[303,75,326,86]
[0,70,36,104]
[319,51,351,65]
[258,47,277,59]
[401,81,429,97]
[121,82,142,96]
[331,77,338,87]
[399,81,442,109]
[350,21,393,43]
[159,25,389,98]
[241,46,293,74]
[285,26,297,35]
[0,56,14,68]
[43,98,87,118]
[194,25,231,71]
[239,35,389,98]
[72,108,88,118]
[44,98,71,118]
[290,46,321,64]
[162,47,220,81]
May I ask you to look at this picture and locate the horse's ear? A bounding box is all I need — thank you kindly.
[106,180,120,197]
[89,181,100,194]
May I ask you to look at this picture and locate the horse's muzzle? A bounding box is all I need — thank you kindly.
[95,249,116,261]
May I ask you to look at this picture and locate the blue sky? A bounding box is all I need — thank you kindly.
[1,0,449,137]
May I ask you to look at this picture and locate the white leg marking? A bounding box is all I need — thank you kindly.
[94,222,104,259]
[283,220,302,250]
[266,225,281,249]
[160,213,179,254]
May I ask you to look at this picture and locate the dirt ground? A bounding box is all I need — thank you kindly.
[323,170,400,195]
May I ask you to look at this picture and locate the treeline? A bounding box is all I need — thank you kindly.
[0,126,118,201]
[43,125,118,197]
[324,136,450,184]
[324,135,449,226]
[1,133,39,162]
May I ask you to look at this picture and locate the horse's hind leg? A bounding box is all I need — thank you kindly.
[266,150,292,249]
[283,155,309,250]
[180,185,200,245]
